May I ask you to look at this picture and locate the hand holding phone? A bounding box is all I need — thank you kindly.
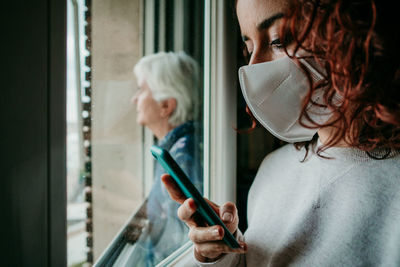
[150,145,241,250]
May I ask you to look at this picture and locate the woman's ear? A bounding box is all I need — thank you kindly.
[160,98,177,118]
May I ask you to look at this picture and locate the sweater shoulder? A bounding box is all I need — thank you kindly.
[258,143,302,172]
[323,153,400,197]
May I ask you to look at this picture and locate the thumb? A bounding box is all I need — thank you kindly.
[219,201,238,234]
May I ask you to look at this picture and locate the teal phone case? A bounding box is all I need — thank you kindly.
[150,145,240,249]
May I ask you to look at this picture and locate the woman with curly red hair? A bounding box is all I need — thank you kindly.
[162,0,400,265]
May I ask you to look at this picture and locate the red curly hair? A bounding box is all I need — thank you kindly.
[278,0,400,157]
[236,0,400,158]
[281,0,400,157]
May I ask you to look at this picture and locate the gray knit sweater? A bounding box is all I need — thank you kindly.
[196,143,400,266]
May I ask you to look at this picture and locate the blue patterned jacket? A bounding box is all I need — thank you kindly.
[146,121,203,265]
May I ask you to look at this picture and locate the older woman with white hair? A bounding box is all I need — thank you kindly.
[131,51,203,266]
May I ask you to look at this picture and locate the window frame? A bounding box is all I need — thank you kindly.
[205,0,238,205]
[157,0,239,265]
[4,0,67,265]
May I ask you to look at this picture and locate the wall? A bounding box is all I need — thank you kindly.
[92,0,144,259]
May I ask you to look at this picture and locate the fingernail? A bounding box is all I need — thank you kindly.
[222,212,233,223]
[240,242,247,251]
[213,228,220,237]
[187,199,196,210]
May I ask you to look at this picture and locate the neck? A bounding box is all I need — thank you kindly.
[148,120,175,140]
[317,126,348,147]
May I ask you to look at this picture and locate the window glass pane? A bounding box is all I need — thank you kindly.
[67,0,205,266]
[90,0,144,260]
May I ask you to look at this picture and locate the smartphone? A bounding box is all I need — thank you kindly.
[150,145,241,249]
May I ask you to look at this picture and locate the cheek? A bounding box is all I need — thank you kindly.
[139,97,162,119]
[147,101,162,116]
[137,95,150,111]
[271,49,287,60]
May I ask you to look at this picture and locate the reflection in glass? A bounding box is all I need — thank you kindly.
[89,0,145,262]
[66,0,207,266]
[129,52,203,266]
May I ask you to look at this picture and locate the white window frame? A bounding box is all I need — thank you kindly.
[205,0,238,205]
[142,0,156,197]
[157,0,239,265]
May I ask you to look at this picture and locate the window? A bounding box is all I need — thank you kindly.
[66,0,258,266]
[7,0,280,265]
[67,0,206,266]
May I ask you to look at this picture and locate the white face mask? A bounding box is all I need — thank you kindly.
[238,56,333,143]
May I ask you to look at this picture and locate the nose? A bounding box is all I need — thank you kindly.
[248,46,273,65]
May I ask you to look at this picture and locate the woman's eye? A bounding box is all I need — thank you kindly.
[270,38,283,49]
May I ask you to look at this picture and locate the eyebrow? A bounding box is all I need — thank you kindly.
[241,12,285,42]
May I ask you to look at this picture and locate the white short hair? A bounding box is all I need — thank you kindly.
[133,51,200,127]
